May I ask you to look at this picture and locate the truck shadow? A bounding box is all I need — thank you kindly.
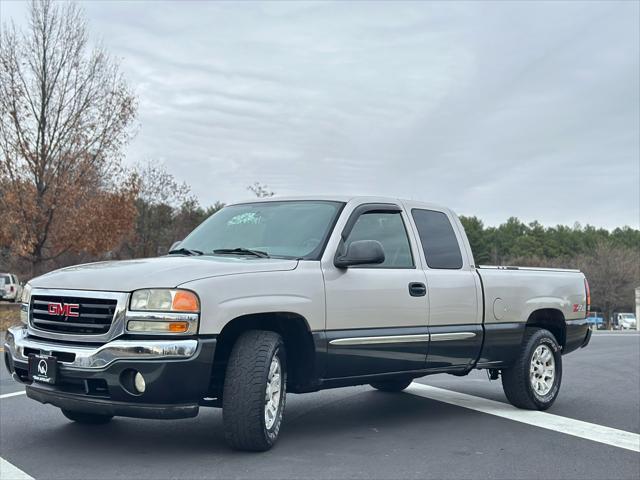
[34,388,471,456]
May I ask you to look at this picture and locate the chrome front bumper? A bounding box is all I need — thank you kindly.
[4,326,198,370]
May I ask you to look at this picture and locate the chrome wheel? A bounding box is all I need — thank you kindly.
[530,344,555,396]
[264,355,282,430]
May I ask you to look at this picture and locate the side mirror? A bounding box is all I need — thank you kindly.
[169,240,182,251]
[334,240,385,268]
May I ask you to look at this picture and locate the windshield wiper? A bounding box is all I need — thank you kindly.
[213,247,270,258]
[167,248,203,256]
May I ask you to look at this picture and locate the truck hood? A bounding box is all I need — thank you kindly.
[29,256,298,292]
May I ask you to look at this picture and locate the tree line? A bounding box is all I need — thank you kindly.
[460,216,638,265]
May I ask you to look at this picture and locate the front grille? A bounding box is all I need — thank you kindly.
[30,295,117,335]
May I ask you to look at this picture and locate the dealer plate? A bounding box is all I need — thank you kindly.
[28,354,58,385]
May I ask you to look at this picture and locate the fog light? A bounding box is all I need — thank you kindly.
[134,372,146,393]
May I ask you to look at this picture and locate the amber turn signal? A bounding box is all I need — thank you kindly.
[172,291,199,312]
[168,321,189,333]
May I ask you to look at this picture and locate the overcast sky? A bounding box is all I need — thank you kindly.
[2,0,639,228]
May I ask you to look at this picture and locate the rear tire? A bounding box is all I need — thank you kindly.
[61,409,113,424]
[501,327,562,410]
[370,378,413,392]
[222,330,287,451]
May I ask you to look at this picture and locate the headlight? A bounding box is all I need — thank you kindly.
[21,283,32,304]
[20,283,32,324]
[130,289,199,312]
[127,289,200,335]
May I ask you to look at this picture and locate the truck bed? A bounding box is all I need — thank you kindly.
[477,265,587,326]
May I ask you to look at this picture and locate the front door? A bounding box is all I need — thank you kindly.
[322,204,429,378]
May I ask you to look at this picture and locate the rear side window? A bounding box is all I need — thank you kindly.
[411,209,463,269]
[345,212,414,268]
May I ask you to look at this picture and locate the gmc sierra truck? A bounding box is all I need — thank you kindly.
[5,196,591,451]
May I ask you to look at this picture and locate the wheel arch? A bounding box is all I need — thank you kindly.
[525,308,566,348]
[210,312,319,397]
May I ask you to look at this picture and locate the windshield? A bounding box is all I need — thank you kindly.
[0,274,9,285]
[178,201,344,259]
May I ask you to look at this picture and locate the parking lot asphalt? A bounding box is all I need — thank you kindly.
[1,333,639,480]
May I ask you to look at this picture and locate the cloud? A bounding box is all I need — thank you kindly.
[2,0,638,228]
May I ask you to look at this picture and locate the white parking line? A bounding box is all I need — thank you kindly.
[0,390,25,400]
[406,383,640,453]
[592,333,640,336]
[0,457,34,480]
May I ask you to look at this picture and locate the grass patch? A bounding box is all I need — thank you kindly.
[0,308,21,332]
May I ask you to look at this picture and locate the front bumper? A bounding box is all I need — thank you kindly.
[4,326,216,419]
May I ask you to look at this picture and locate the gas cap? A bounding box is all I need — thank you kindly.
[493,298,508,321]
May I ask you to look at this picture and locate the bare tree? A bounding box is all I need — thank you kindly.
[0,0,138,274]
[576,242,640,327]
[129,161,193,257]
[247,181,274,198]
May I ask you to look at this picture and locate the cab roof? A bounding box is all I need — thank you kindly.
[230,195,450,212]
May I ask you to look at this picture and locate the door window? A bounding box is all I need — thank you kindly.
[411,209,463,269]
[344,212,414,268]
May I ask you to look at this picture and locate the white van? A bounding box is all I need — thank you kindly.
[0,273,22,302]
[614,313,637,330]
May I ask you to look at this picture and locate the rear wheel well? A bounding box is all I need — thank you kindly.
[526,309,566,348]
[210,312,318,397]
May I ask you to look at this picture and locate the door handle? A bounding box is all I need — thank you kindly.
[409,282,427,297]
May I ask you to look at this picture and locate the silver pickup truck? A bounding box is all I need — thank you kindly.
[5,196,591,451]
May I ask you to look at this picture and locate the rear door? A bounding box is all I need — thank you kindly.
[406,205,483,369]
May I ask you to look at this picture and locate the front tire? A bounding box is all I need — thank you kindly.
[222,330,287,451]
[61,409,113,424]
[501,328,562,410]
[370,378,413,392]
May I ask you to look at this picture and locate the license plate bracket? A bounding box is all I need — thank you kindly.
[28,354,58,385]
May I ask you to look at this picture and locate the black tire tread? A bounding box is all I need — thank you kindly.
[222,330,284,451]
[501,327,561,410]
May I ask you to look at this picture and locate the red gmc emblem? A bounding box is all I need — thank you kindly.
[48,302,79,317]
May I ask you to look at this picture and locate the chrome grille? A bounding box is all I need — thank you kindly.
[30,295,117,335]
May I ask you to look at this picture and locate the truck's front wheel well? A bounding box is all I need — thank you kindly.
[209,312,318,398]
[526,309,566,347]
